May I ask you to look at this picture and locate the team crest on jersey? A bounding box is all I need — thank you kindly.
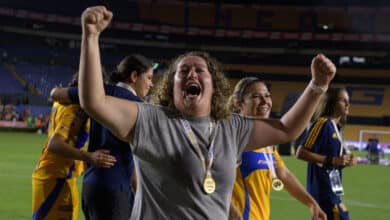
[332,132,337,139]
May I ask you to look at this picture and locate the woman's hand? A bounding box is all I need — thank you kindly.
[81,6,113,37]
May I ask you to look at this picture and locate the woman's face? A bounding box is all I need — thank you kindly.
[334,89,350,118]
[238,82,272,118]
[173,55,213,116]
[133,67,154,98]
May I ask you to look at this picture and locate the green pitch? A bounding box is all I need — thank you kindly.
[0,131,389,220]
[270,156,390,219]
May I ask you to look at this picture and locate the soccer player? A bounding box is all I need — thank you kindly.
[296,87,357,220]
[51,54,155,220]
[229,77,326,220]
[77,6,335,219]
[32,74,116,220]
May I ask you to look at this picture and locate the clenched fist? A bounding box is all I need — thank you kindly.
[311,54,336,89]
[81,6,113,36]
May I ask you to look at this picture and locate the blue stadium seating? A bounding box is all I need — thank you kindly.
[0,63,25,94]
[14,62,73,98]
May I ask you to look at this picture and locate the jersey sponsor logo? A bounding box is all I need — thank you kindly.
[257,159,268,166]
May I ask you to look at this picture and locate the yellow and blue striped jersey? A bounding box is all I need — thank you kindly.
[232,147,284,220]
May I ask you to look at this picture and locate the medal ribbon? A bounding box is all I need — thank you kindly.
[180,119,217,176]
[331,120,347,156]
[263,146,277,179]
[317,120,347,168]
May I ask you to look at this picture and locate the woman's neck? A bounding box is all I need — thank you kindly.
[116,82,137,96]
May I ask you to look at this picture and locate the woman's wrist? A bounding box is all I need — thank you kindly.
[309,80,328,94]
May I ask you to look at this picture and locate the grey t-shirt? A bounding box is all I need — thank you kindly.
[131,103,253,220]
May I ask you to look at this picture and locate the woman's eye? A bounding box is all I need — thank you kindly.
[196,68,205,73]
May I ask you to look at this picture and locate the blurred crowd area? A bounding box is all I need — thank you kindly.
[0,99,49,132]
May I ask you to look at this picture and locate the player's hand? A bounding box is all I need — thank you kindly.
[81,6,113,36]
[311,54,336,89]
[346,154,357,166]
[332,155,354,167]
[88,149,116,168]
[310,203,328,220]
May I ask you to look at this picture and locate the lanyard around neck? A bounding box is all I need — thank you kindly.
[331,120,345,156]
[180,119,217,173]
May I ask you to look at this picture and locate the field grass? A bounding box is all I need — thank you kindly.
[270,157,390,219]
[0,131,389,220]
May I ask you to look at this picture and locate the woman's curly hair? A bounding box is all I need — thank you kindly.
[152,51,231,121]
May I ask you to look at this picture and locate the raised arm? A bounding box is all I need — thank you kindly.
[78,6,138,141]
[246,54,336,150]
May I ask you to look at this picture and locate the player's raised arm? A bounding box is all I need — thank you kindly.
[247,54,336,150]
[78,6,138,141]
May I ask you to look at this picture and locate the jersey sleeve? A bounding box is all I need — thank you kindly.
[52,104,83,144]
[131,103,161,153]
[303,117,327,151]
[229,114,254,162]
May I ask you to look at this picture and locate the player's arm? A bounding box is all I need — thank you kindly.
[296,145,327,164]
[246,54,336,151]
[48,134,116,168]
[296,146,354,167]
[79,6,138,141]
[276,166,327,220]
[48,106,116,168]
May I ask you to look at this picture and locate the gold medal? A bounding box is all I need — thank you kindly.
[271,178,284,191]
[203,175,216,194]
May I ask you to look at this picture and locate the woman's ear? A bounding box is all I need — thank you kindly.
[234,100,242,112]
[130,71,138,83]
